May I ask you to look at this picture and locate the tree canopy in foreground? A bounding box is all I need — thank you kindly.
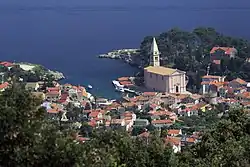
[0,86,250,167]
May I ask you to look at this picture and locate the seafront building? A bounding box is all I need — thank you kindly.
[144,38,187,93]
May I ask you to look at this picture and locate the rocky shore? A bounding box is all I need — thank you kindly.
[16,62,65,81]
[98,49,141,67]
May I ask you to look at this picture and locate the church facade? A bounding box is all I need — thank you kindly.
[144,38,187,94]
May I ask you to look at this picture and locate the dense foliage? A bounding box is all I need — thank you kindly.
[0,86,250,167]
[140,27,250,92]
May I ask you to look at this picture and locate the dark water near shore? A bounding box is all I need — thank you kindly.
[1,0,250,98]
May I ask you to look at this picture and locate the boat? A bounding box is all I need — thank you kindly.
[96,98,114,106]
[88,85,93,89]
[112,80,124,88]
[112,80,125,92]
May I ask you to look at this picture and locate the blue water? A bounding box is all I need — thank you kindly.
[1,0,250,98]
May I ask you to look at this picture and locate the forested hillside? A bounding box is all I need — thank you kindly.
[139,27,250,92]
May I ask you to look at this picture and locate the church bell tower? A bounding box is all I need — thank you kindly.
[150,37,160,67]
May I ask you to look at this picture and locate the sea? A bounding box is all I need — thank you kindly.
[1,0,250,99]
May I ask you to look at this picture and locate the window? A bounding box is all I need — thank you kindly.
[156,74,158,80]
[162,76,164,80]
[150,73,152,78]
[154,57,158,61]
[155,51,158,54]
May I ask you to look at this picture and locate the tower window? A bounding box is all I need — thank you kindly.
[155,51,158,54]
[154,57,158,61]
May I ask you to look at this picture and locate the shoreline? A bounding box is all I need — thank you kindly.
[98,48,142,68]
[16,62,65,81]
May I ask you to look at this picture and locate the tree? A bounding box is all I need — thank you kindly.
[0,85,84,167]
[177,108,250,167]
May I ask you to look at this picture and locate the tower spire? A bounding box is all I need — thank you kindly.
[150,37,160,67]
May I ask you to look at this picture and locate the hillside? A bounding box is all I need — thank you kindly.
[139,27,250,92]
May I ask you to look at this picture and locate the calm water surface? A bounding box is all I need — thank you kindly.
[1,0,250,98]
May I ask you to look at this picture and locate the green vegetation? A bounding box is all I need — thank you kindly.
[1,86,250,166]
[140,27,250,92]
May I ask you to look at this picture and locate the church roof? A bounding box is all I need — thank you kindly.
[150,37,159,54]
[144,66,183,76]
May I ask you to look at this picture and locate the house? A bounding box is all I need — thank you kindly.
[181,94,202,104]
[120,111,136,121]
[58,92,69,104]
[46,91,60,102]
[229,78,247,89]
[25,82,39,91]
[0,61,14,69]
[210,47,237,64]
[151,119,173,128]
[167,129,182,137]
[165,136,182,153]
[0,82,9,92]
[89,110,103,120]
[201,75,226,94]
[159,93,176,106]
[144,38,187,93]
[148,110,176,121]
[110,119,126,130]
[46,87,60,93]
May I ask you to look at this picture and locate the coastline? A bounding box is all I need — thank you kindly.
[16,62,65,81]
[98,48,142,68]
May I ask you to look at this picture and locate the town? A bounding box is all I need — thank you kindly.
[0,37,250,154]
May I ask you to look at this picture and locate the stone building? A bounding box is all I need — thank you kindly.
[144,38,186,93]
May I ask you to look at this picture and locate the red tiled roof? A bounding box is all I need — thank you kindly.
[0,61,14,67]
[165,136,181,146]
[186,137,196,143]
[151,119,173,124]
[88,120,96,127]
[119,81,133,86]
[148,110,173,116]
[167,129,180,135]
[89,111,101,118]
[47,87,60,92]
[118,77,129,82]
[232,78,247,85]
[47,108,60,114]
[210,47,236,54]
[0,82,9,89]
[143,92,157,96]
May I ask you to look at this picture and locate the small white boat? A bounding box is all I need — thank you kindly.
[96,98,114,106]
[112,80,124,88]
[88,85,93,89]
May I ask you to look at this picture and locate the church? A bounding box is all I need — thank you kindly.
[144,38,187,94]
